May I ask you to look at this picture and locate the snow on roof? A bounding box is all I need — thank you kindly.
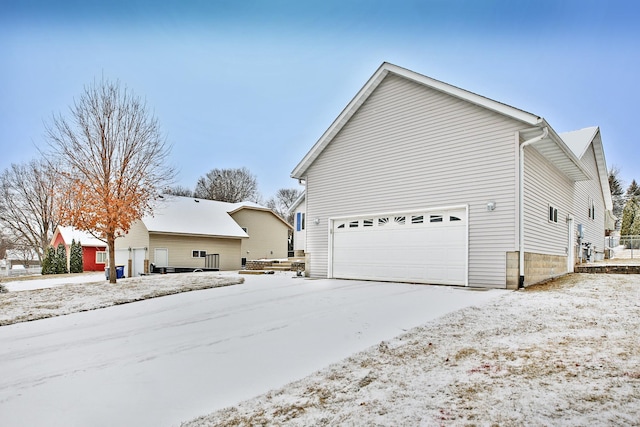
[560,127,599,159]
[143,195,250,238]
[58,226,106,247]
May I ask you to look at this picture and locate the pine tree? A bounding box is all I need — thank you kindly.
[69,239,84,273]
[41,246,56,275]
[620,197,640,248]
[626,180,640,199]
[55,243,68,274]
[608,167,625,225]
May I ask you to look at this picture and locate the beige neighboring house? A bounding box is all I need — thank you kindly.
[114,195,291,276]
[291,62,614,289]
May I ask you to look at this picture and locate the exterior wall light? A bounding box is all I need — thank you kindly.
[313,218,320,225]
[487,201,496,211]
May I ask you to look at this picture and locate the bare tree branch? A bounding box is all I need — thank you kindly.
[194,167,258,203]
[45,78,175,283]
[0,159,61,261]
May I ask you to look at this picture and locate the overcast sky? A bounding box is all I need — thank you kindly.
[1,0,639,198]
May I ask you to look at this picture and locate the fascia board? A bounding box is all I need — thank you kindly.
[291,64,390,179]
[542,120,593,181]
[383,63,543,126]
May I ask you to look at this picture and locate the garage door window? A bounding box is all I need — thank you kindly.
[430,214,443,223]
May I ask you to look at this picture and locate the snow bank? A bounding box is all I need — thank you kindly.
[183,274,640,426]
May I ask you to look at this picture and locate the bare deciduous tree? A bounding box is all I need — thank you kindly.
[266,188,303,225]
[164,185,193,197]
[46,78,174,283]
[0,160,60,261]
[194,167,258,203]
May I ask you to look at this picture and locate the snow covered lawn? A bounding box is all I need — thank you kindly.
[0,272,243,325]
[0,273,503,427]
[184,274,640,426]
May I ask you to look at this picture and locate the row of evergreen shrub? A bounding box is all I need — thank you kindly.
[41,240,84,275]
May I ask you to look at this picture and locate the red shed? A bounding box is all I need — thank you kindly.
[50,226,108,272]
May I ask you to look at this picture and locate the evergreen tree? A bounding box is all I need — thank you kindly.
[608,166,625,225]
[69,239,84,273]
[620,198,637,236]
[41,246,56,275]
[626,180,640,199]
[620,197,640,248]
[55,243,68,274]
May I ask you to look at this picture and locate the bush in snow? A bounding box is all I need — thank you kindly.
[69,239,83,273]
[55,243,68,274]
[0,283,7,293]
[41,246,56,275]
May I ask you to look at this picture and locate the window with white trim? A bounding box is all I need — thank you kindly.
[192,250,207,258]
[96,251,107,264]
[588,197,595,220]
[548,205,558,223]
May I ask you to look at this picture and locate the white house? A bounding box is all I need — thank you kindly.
[289,192,306,257]
[291,62,613,289]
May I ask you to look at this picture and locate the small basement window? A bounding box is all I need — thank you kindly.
[548,205,558,223]
[192,250,207,258]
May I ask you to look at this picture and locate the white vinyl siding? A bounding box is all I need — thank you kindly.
[522,145,574,256]
[573,144,606,252]
[304,73,529,287]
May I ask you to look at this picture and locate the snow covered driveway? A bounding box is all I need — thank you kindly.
[0,274,504,427]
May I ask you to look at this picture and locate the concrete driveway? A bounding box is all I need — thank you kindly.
[0,273,505,427]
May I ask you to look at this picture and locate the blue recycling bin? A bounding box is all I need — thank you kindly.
[105,266,126,279]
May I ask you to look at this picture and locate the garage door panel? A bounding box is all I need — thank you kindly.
[332,208,467,286]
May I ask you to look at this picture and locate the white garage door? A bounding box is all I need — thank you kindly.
[331,207,467,285]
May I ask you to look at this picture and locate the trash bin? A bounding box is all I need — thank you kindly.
[105,266,126,279]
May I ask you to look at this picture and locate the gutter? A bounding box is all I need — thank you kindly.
[518,127,548,289]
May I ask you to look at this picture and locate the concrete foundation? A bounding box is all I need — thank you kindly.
[506,251,568,289]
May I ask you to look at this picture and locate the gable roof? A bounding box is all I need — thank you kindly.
[291,62,591,182]
[560,127,613,210]
[54,225,107,247]
[227,202,294,230]
[143,195,250,238]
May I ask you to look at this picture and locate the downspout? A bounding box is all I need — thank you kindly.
[519,127,548,289]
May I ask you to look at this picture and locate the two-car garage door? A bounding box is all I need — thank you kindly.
[331,207,467,286]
